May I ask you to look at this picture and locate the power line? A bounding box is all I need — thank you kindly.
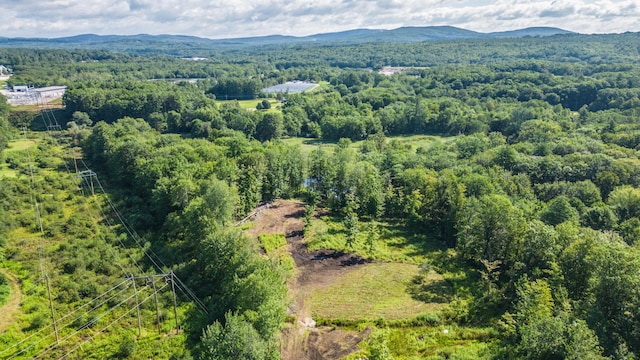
[77,175,144,276]
[87,174,209,314]
[89,171,169,271]
[4,105,210,358]
[171,272,209,314]
[1,279,132,358]
[56,282,169,360]
[31,282,153,360]
[21,127,47,281]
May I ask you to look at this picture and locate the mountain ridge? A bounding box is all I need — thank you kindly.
[1,26,575,47]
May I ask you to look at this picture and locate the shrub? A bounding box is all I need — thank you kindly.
[115,335,137,358]
[259,233,286,254]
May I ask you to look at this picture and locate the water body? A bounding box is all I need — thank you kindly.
[262,81,318,94]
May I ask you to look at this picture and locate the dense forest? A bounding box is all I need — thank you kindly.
[1,32,640,359]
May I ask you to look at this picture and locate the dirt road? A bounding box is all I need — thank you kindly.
[0,269,22,333]
[244,200,371,360]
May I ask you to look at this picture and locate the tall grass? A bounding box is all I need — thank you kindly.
[259,233,287,254]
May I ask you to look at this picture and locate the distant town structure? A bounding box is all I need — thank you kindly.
[262,81,318,94]
[34,86,67,98]
[2,85,67,106]
[0,65,10,75]
[13,85,30,92]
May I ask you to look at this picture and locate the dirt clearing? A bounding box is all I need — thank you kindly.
[0,269,22,333]
[244,200,371,360]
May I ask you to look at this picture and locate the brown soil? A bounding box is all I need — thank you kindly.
[244,200,371,360]
[0,269,22,333]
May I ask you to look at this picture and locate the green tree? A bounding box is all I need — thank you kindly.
[308,147,336,198]
[256,99,271,110]
[540,196,579,226]
[608,185,640,223]
[201,178,239,226]
[348,161,385,218]
[457,194,526,267]
[255,113,283,142]
[72,111,93,127]
[303,203,316,237]
[344,194,359,249]
[581,205,617,231]
[504,279,605,360]
[200,312,272,360]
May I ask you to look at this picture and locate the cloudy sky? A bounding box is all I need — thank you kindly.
[1,0,639,39]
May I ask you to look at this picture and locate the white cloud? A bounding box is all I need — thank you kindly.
[0,0,638,38]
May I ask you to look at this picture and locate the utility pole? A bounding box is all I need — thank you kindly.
[170,272,179,331]
[45,274,59,345]
[131,276,142,337]
[77,170,97,195]
[152,277,162,334]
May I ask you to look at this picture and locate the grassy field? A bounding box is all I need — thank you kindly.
[305,215,442,264]
[344,325,497,360]
[216,98,281,112]
[279,137,336,156]
[300,209,491,358]
[0,139,38,178]
[281,133,458,158]
[0,164,17,178]
[309,262,451,321]
[5,139,38,152]
[361,134,458,150]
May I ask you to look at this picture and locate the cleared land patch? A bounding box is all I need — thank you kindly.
[243,200,475,359]
[217,98,280,112]
[0,269,22,334]
[5,139,38,152]
[0,165,17,178]
[308,262,450,321]
[281,134,458,161]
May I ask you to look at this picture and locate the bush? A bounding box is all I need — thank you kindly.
[0,274,9,305]
[25,314,48,331]
[259,233,286,254]
[416,313,442,326]
[115,336,137,358]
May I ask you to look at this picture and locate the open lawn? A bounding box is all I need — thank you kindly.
[354,134,459,151]
[5,139,38,152]
[279,137,336,156]
[309,262,451,321]
[217,98,281,112]
[344,325,497,360]
[0,164,17,178]
[281,133,458,159]
[305,215,442,264]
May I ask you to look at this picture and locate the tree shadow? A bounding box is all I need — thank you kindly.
[284,209,305,219]
[407,273,454,304]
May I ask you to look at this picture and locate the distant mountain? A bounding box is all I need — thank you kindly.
[0,26,576,53]
[217,25,573,44]
[489,27,575,38]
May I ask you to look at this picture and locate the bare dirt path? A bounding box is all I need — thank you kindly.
[0,269,22,333]
[244,200,371,360]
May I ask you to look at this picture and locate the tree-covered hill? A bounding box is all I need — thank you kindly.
[0,25,573,51]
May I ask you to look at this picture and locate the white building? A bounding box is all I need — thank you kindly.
[34,86,67,98]
[13,85,29,92]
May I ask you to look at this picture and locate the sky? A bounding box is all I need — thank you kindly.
[1,0,639,39]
